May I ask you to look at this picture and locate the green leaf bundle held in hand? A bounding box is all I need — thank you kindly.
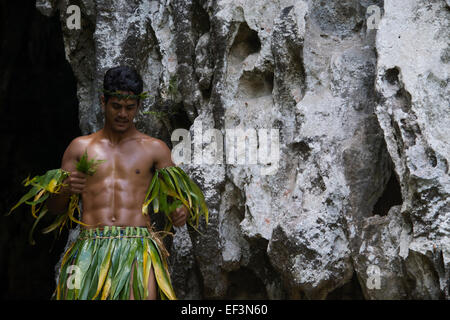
[6,150,105,244]
[76,149,106,176]
[141,166,209,234]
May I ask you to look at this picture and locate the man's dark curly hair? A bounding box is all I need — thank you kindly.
[103,65,143,104]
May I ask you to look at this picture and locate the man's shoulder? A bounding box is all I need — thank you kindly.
[61,134,96,164]
[138,133,169,150]
[137,134,172,167]
[65,133,97,156]
[69,133,95,147]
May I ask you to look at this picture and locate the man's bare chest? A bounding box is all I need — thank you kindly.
[81,141,154,182]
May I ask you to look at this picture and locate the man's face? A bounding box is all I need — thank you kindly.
[102,91,140,132]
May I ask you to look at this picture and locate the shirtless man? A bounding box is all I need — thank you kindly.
[47,66,188,300]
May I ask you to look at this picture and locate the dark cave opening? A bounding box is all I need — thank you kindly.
[169,102,194,134]
[0,1,81,299]
[225,266,268,299]
[385,67,399,85]
[326,271,365,300]
[229,21,262,64]
[373,167,402,216]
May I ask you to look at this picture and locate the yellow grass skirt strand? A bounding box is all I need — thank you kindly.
[54,226,176,300]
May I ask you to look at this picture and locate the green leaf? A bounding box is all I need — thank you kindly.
[132,260,141,300]
[6,168,75,243]
[41,213,68,234]
[140,166,209,235]
[142,239,152,299]
[147,178,160,211]
[152,197,160,214]
[76,149,106,176]
[174,171,193,207]
[110,238,133,299]
[25,192,49,206]
[160,192,169,215]
[167,169,183,199]
[144,171,158,201]
[92,233,113,300]
[113,236,138,299]
[135,234,145,299]
[148,239,176,300]
[159,168,176,191]
[29,207,48,245]
[6,185,40,215]
[167,168,192,213]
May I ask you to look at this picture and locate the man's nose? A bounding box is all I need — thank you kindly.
[118,107,127,117]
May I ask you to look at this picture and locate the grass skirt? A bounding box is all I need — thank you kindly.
[54,226,176,300]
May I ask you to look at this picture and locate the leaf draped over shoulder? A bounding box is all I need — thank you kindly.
[141,166,209,233]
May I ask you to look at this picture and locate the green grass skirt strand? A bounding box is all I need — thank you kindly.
[54,226,176,300]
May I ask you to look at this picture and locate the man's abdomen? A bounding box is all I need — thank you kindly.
[81,183,150,227]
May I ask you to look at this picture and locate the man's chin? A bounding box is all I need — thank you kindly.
[113,124,130,132]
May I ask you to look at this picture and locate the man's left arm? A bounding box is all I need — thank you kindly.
[152,139,189,227]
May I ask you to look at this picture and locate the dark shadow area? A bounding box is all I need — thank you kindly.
[169,102,193,134]
[384,67,399,85]
[237,70,274,99]
[229,21,261,64]
[373,168,402,216]
[192,0,211,41]
[326,271,365,300]
[0,1,81,299]
[225,266,268,299]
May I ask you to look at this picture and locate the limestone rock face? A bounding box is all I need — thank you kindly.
[369,0,449,299]
[37,0,449,299]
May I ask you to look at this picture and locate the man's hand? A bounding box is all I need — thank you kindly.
[64,171,87,195]
[170,205,188,227]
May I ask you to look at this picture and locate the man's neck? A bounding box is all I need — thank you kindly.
[101,125,138,145]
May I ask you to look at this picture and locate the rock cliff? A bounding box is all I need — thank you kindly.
[36,0,449,299]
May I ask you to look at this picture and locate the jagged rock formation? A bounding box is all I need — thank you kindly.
[36,0,449,299]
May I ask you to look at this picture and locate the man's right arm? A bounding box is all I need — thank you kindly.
[47,138,87,214]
